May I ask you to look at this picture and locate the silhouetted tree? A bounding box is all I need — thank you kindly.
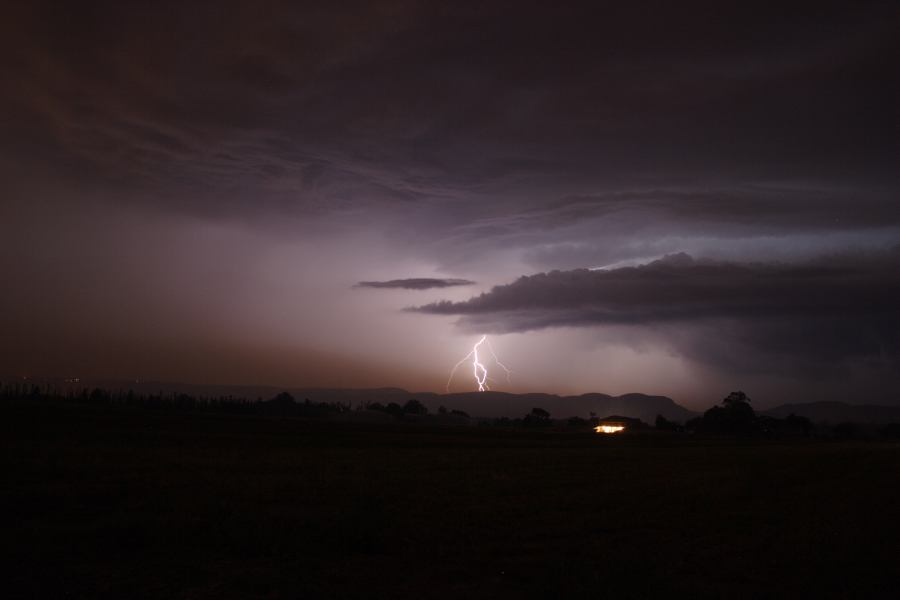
[723,390,751,406]
[89,388,110,404]
[450,409,469,418]
[567,416,588,428]
[655,414,680,431]
[384,402,404,417]
[685,416,703,432]
[524,407,551,427]
[266,392,296,416]
[757,415,781,438]
[697,391,758,434]
[832,422,858,439]
[403,399,428,415]
[270,392,295,404]
[784,413,813,437]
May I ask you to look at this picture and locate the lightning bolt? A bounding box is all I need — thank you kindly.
[447,335,512,392]
[485,337,512,385]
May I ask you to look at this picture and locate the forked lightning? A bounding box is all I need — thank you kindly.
[447,335,511,392]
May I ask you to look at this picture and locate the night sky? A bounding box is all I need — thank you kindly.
[2,1,898,409]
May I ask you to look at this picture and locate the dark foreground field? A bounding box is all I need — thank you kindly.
[3,403,900,599]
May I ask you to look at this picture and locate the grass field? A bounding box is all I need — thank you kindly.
[3,402,900,599]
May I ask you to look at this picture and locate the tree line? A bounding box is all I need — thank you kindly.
[0,382,349,417]
[3,383,899,438]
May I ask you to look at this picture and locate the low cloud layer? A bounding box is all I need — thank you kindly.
[356,278,475,290]
[414,252,900,376]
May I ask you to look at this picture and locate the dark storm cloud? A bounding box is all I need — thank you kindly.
[413,251,900,325]
[0,1,439,214]
[2,0,897,221]
[413,251,900,373]
[488,186,900,233]
[355,278,475,290]
[2,0,899,397]
[421,183,900,271]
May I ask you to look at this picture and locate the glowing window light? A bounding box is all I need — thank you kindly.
[594,424,626,434]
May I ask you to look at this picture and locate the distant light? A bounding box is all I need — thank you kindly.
[595,424,625,434]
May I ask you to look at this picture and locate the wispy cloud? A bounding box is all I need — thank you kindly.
[356,278,475,290]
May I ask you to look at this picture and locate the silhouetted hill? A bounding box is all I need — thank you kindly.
[424,391,696,423]
[259,389,695,422]
[26,378,697,422]
[763,401,900,425]
[32,376,900,425]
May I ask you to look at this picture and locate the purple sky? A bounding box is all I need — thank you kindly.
[2,1,898,409]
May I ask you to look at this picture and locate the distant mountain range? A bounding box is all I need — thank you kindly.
[9,378,900,424]
[287,389,698,424]
[21,378,696,422]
